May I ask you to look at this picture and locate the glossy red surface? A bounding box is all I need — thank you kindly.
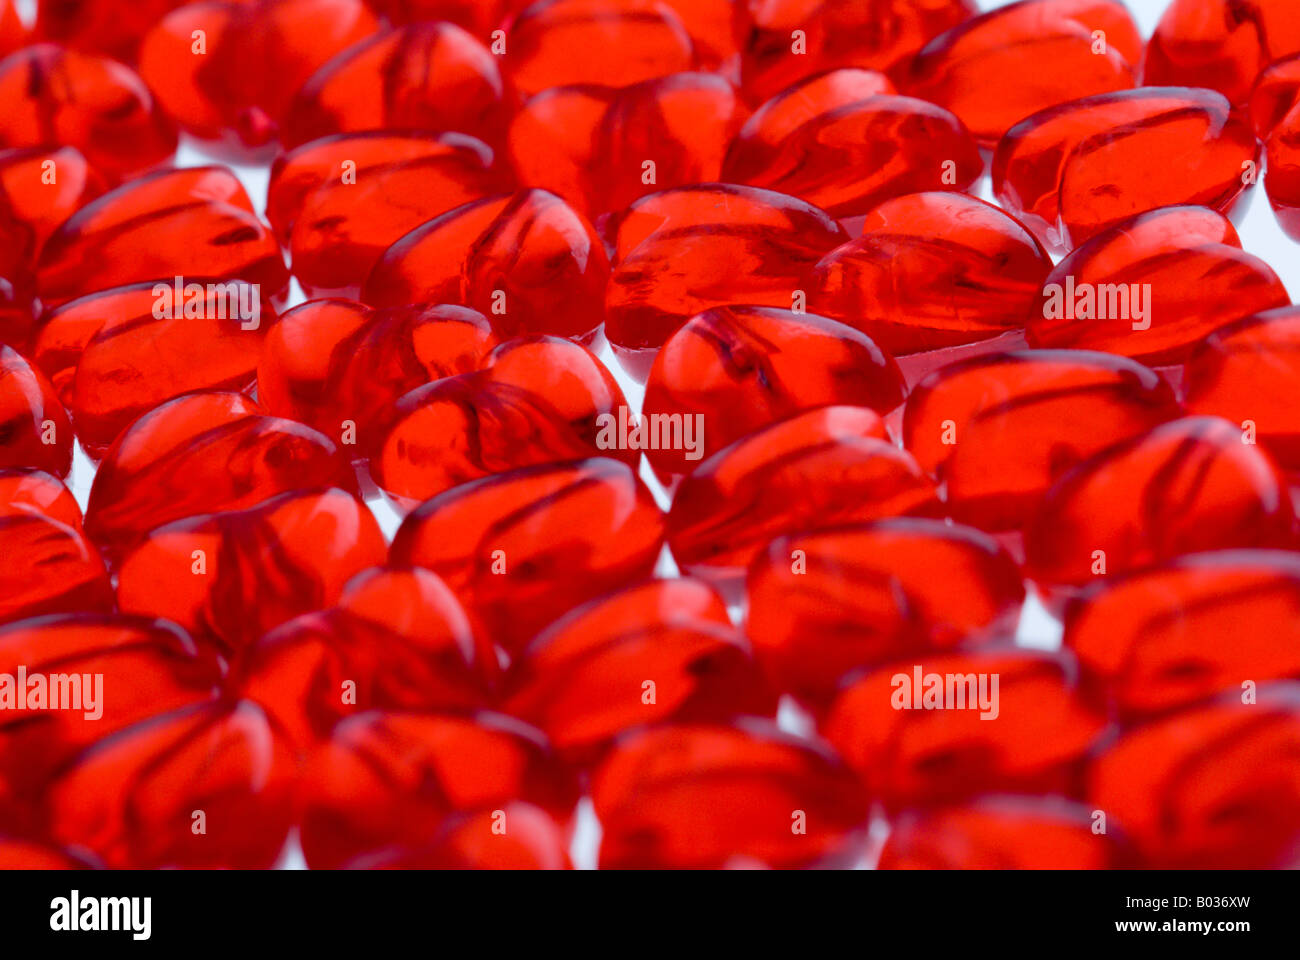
[284,22,507,148]
[905,0,1141,145]
[0,145,103,282]
[236,566,492,748]
[0,614,222,804]
[505,0,694,100]
[269,132,507,299]
[504,579,777,765]
[0,510,112,625]
[1144,0,1300,106]
[0,344,72,477]
[641,305,906,475]
[723,88,981,218]
[738,0,977,105]
[667,406,939,580]
[1089,689,1300,867]
[35,165,289,310]
[1265,102,1300,242]
[297,710,577,869]
[390,458,664,655]
[879,798,1115,869]
[1064,551,1300,722]
[34,0,186,62]
[85,391,358,562]
[746,519,1025,710]
[993,88,1258,248]
[592,722,870,868]
[116,488,387,654]
[40,700,296,868]
[0,44,177,183]
[825,651,1107,810]
[810,192,1052,355]
[0,468,81,528]
[1025,417,1297,589]
[33,281,271,457]
[902,350,1183,531]
[604,184,848,355]
[363,190,610,341]
[258,299,498,441]
[139,0,379,156]
[509,72,747,219]
[1027,207,1290,365]
[371,336,632,508]
[1185,306,1300,471]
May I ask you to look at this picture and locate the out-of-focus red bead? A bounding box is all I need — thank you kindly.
[993,89,1258,249]
[722,89,981,219]
[0,45,177,184]
[236,566,492,749]
[363,190,609,341]
[369,801,571,869]
[33,281,270,457]
[0,468,81,528]
[641,305,905,476]
[0,146,104,277]
[1025,417,1296,589]
[371,336,631,509]
[40,700,295,868]
[1251,53,1300,139]
[504,579,776,766]
[34,0,187,63]
[0,277,34,353]
[1089,688,1300,867]
[0,614,222,806]
[269,132,507,299]
[739,0,977,105]
[364,0,529,34]
[604,184,848,360]
[746,519,1025,711]
[667,406,939,580]
[297,710,577,869]
[1065,551,1300,722]
[116,488,388,655]
[1144,0,1300,107]
[879,798,1114,869]
[902,350,1182,531]
[506,0,694,100]
[825,651,1107,810]
[509,72,747,219]
[0,838,92,870]
[84,391,358,562]
[35,165,288,310]
[1265,102,1300,241]
[140,0,379,157]
[1186,307,1300,471]
[0,512,112,625]
[285,22,507,148]
[1028,207,1290,365]
[592,722,870,868]
[258,299,498,441]
[810,192,1052,356]
[0,0,24,57]
[0,345,72,477]
[904,0,1141,146]
[390,458,664,655]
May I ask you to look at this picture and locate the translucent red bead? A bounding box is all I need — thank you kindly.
[993,88,1258,248]
[810,192,1052,356]
[642,305,906,475]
